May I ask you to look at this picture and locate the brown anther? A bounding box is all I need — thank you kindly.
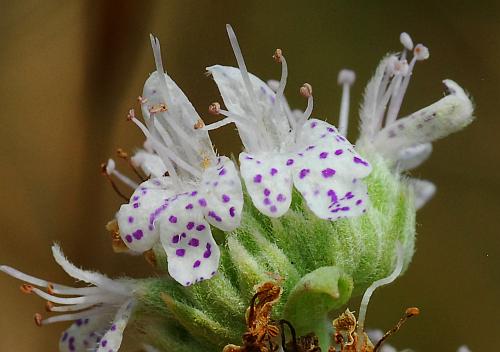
[45,301,54,312]
[106,220,129,253]
[144,249,157,267]
[126,108,136,121]
[116,148,129,159]
[405,307,420,317]
[47,283,55,295]
[208,102,221,115]
[193,118,205,130]
[20,284,33,294]
[137,96,148,104]
[34,313,43,327]
[149,103,167,113]
[300,83,313,98]
[273,48,283,63]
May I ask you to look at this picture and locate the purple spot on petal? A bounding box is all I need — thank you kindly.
[264,198,271,205]
[128,216,134,223]
[306,145,315,150]
[319,152,328,159]
[270,205,278,213]
[169,215,177,223]
[172,235,180,244]
[222,194,230,203]
[176,249,185,257]
[125,235,133,243]
[198,198,207,207]
[311,121,317,128]
[277,194,286,202]
[110,324,116,331]
[254,174,262,183]
[356,199,363,206]
[185,203,194,210]
[335,149,343,155]
[133,229,143,240]
[190,191,198,197]
[133,203,140,208]
[353,156,369,166]
[188,238,199,247]
[264,188,271,196]
[327,189,338,203]
[322,168,336,178]
[229,206,236,217]
[219,168,226,176]
[196,224,206,231]
[193,260,201,268]
[286,159,294,166]
[132,195,139,201]
[101,340,107,347]
[187,222,195,230]
[299,169,310,179]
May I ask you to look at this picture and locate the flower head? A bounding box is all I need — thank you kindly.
[108,35,244,286]
[205,25,372,220]
[1,245,135,352]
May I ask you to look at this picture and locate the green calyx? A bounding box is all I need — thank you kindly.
[133,154,416,351]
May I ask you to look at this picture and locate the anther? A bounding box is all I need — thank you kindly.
[300,83,313,98]
[273,48,283,63]
[45,301,54,312]
[47,283,55,295]
[20,283,33,294]
[126,109,135,121]
[400,32,414,51]
[208,102,221,115]
[149,103,168,114]
[34,313,43,327]
[413,44,430,61]
[405,307,420,317]
[137,96,148,104]
[194,118,205,130]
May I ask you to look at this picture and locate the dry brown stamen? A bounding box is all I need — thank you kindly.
[373,307,420,351]
[100,162,130,202]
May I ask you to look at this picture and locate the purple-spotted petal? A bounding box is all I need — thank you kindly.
[296,119,372,179]
[116,178,175,253]
[199,156,243,231]
[96,299,134,352]
[239,152,293,217]
[158,195,220,286]
[292,142,370,220]
[59,314,112,352]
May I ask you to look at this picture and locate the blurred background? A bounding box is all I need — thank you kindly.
[1,1,498,350]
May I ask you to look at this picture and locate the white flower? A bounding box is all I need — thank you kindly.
[1,245,135,352]
[108,36,244,286]
[204,25,372,221]
[356,32,474,209]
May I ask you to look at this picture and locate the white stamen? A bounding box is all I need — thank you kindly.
[400,32,414,51]
[414,44,430,61]
[270,52,292,130]
[105,159,139,190]
[338,69,356,136]
[49,301,100,312]
[41,306,110,325]
[202,117,238,131]
[153,120,202,178]
[31,287,114,306]
[356,244,404,351]
[52,244,130,296]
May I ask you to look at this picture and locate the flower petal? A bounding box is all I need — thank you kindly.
[409,178,436,210]
[291,141,370,220]
[96,299,135,352]
[116,178,175,253]
[131,150,167,179]
[199,156,243,231]
[59,314,111,352]
[395,143,432,171]
[158,194,220,286]
[239,152,293,217]
[296,119,372,179]
[372,80,474,161]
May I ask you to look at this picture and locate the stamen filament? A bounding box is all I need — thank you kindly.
[338,69,356,136]
[41,306,111,325]
[49,301,100,312]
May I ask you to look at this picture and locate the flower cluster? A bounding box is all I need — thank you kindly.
[1,25,474,352]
